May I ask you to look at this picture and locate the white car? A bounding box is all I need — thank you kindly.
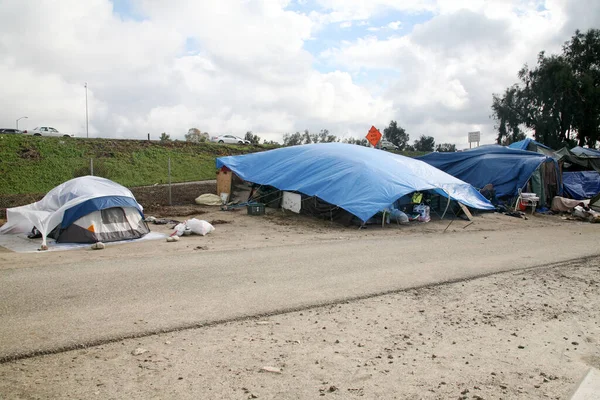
[379,140,399,151]
[210,134,249,145]
[24,127,72,137]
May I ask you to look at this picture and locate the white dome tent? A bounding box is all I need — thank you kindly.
[0,176,149,248]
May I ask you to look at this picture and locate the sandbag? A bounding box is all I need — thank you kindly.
[390,209,409,224]
[195,194,223,206]
[185,219,215,236]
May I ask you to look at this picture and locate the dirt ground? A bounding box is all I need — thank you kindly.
[0,204,581,270]
[0,251,598,399]
[0,207,599,399]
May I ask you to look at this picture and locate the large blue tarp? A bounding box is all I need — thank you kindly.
[417,145,551,198]
[216,143,493,222]
[563,171,600,200]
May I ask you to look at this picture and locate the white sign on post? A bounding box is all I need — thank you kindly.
[468,131,481,143]
[282,191,301,213]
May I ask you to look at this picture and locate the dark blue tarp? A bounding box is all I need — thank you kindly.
[417,145,551,198]
[563,171,600,200]
[509,138,553,151]
[216,143,493,222]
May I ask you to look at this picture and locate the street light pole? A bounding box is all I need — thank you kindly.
[16,116,28,130]
[84,83,89,138]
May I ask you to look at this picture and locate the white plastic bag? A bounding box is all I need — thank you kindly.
[413,204,430,223]
[185,218,215,236]
[172,223,186,237]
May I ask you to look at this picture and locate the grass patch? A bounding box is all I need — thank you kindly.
[0,135,275,194]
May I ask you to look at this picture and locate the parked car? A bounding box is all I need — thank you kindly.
[379,140,399,151]
[24,127,72,137]
[210,134,250,145]
[0,128,23,134]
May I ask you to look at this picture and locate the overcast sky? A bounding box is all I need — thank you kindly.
[1,0,598,147]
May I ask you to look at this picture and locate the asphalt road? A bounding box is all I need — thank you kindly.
[1,225,599,361]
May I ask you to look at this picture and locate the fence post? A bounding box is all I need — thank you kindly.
[168,157,172,206]
[90,158,94,176]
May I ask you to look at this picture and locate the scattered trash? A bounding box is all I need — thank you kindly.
[260,366,282,374]
[194,246,208,250]
[572,205,600,223]
[91,242,105,250]
[504,211,528,220]
[220,205,241,212]
[144,217,176,225]
[27,227,42,239]
[210,219,230,225]
[166,236,180,242]
[413,204,431,223]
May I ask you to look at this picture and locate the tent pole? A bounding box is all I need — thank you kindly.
[441,191,451,219]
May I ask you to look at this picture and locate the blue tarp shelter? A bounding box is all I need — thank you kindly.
[563,171,600,199]
[216,143,493,222]
[555,147,600,199]
[418,145,555,200]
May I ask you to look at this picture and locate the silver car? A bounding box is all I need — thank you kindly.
[379,140,399,151]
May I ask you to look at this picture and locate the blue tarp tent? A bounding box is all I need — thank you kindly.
[509,138,553,152]
[563,171,600,200]
[509,138,558,159]
[417,145,553,199]
[216,143,493,222]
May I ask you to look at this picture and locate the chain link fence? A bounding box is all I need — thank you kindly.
[0,156,218,218]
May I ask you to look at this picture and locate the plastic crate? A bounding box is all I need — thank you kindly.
[247,203,265,216]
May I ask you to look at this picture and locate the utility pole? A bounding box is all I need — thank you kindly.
[84,82,89,138]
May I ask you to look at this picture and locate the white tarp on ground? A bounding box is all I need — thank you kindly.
[0,231,166,253]
[0,176,143,246]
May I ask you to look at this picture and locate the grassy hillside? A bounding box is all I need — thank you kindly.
[0,135,271,195]
[0,135,430,195]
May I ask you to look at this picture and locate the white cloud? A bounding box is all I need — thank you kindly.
[321,0,600,145]
[387,21,402,30]
[0,0,599,147]
[0,0,391,140]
